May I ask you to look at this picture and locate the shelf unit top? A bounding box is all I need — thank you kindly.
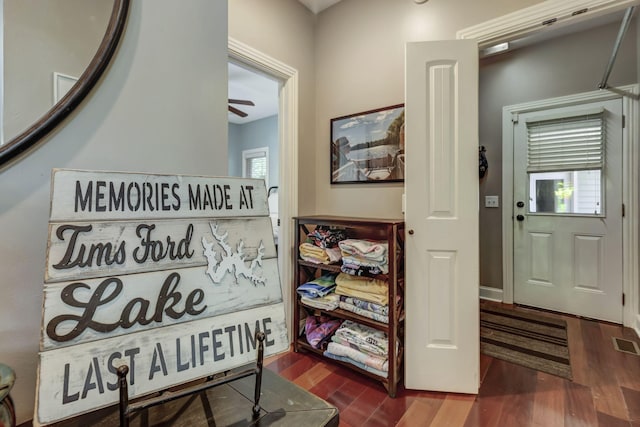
[294,215,404,226]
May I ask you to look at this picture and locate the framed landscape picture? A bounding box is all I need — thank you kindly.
[331,104,405,184]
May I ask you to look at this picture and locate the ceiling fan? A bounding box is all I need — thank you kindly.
[228,98,255,118]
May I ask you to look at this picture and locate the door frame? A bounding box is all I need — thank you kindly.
[228,38,299,337]
[501,85,639,328]
[457,0,640,331]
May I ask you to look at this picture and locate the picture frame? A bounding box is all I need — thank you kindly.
[53,72,78,104]
[330,104,405,184]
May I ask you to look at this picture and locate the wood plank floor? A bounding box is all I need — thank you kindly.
[265,301,640,427]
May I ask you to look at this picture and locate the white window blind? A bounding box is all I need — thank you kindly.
[242,147,269,187]
[247,155,266,179]
[527,110,605,172]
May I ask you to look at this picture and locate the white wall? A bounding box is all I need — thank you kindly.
[313,0,543,219]
[0,1,228,422]
[229,0,316,214]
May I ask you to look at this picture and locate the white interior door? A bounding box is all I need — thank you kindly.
[404,40,479,393]
[513,99,623,323]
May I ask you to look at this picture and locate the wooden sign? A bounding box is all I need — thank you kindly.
[35,170,288,425]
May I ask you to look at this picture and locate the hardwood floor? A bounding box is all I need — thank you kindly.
[266,301,640,427]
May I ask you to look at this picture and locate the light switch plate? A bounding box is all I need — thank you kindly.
[485,195,499,208]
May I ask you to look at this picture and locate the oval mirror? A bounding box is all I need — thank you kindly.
[0,0,129,166]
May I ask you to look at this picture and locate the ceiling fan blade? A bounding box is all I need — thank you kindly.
[228,105,248,117]
[228,98,255,106]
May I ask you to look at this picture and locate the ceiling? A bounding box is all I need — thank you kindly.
[228,62,279,125]
[297,0,343,14]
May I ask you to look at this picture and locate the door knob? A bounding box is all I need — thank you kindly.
[516,214,525,221]
[516,201,525,208]
[408,229,415,235]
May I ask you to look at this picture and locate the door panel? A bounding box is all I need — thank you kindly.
[513,99,623,323]
[404,40,479,393]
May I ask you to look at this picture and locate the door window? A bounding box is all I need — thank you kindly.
[528,170,601,214]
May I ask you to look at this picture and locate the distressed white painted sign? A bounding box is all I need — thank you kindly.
[35,170,287,426]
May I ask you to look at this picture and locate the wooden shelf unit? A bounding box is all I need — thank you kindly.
[292,215,405,397]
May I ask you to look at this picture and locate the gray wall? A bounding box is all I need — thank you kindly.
[228,115,279,188]
[479,19,637,289]
[0,1,228,422]
[312,0,543,219]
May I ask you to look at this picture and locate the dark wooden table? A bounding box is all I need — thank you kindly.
[46,369,339,427]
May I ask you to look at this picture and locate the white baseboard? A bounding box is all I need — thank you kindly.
[479,286,503,302]
[634,314,640,339]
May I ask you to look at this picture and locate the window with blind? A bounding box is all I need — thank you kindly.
[242,147,269,187]
[526,109,604,215]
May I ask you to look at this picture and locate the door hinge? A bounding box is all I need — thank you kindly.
[622,293,626,306]
[623,115,626,128]
[622,203,626,217]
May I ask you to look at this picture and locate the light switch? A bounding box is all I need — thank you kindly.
[485,195,499,208]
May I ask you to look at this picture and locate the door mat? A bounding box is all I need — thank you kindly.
[480,305,572,380]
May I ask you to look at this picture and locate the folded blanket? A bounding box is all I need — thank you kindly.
[326,341,388,372]
[302,293,340,311]
[341,255,388,274]
[307,227,347,249]
[323,350,387,378]
[339,239,388,262]
[334,273,388,305]
[340,295,390,316]
[305,315,342,349]
[339,300,389,323]
[341,262,385,277]
[300,242,330,263]
[334,319,388,357]
[331,335,385,358]
[297,274,337,298]
[299,243,342,264]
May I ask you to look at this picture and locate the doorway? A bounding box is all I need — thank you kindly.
[228,38,299,333]
[510,98,624,323]
[227,60,280,245]
[459,1,639,327]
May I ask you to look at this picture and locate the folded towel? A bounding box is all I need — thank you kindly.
[334,273,388,305]
[297,274,338,298]
[299,243,342,264]
[339,239,388,262]
[302,293,340,311]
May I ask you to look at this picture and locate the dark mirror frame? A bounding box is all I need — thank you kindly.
[0,0,130,167]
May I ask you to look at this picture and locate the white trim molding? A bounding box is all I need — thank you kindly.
[480,286,504,302]
[502,85,639,327]
[457,0,640,49]
[228,37,299,340]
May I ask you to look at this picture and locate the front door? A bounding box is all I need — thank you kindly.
[512,98,623,323]
[404,40,479,393]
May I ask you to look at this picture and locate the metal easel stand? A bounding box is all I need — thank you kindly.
[117,331,266,427]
